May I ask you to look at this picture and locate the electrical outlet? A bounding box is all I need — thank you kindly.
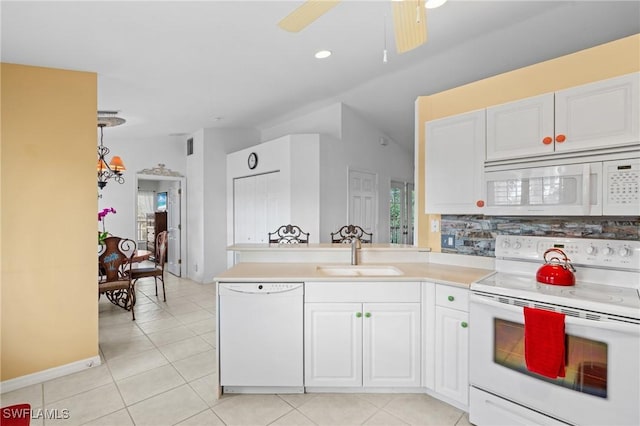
[431,219,440,232]
[441,234,455,248]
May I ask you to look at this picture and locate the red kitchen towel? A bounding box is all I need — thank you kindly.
[523,307,566,379]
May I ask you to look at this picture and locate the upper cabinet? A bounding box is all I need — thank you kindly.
[425,110,485,214]
[555,73,639,153]
[487,73,639,162]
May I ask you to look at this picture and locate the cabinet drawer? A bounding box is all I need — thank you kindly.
[435,284,469,311]
[305,281,421,303]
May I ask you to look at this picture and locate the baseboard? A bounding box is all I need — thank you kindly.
[0,356,101,394]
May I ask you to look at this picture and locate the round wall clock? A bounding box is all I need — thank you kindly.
[248,152,258,170]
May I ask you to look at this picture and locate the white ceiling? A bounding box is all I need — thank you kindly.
[2,1,639,153]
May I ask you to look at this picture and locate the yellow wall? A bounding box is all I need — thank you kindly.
[416,34,640,248]
[1,63,98,380]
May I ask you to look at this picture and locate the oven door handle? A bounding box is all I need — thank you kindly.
[470,294,640,335]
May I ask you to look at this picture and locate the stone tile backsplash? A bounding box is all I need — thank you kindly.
[440,216,640,257]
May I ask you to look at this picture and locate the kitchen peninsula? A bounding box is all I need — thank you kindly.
[215,243,493,411]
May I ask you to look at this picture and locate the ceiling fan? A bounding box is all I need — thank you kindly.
[278,0,443,54]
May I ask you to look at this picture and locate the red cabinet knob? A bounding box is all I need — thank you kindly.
[476,200,485,208]
[542,136,553,145]
[556,134,566,143]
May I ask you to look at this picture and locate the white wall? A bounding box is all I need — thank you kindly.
[226,135,322,254]
[186,129,206,282]
[260,103,342,142]
[202,128,259,282]
[186,128,259,283]
[260,102,414,243]
[340,105,413,242]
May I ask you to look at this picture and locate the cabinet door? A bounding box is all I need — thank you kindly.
[434,306,469,405]
[425,110,486,214]
[304,303,362,387]
[363,303,421,387]
[555,73,639,153]
[486,93,555,161]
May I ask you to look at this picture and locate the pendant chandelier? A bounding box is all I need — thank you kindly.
[97,112,126,190]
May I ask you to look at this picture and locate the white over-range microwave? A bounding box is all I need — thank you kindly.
[483,157,639,216]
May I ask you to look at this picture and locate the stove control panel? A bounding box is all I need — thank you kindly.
[495,235,640,270]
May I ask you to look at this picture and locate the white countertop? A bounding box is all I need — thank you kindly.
[228,243,428,252]
[215,262,493,288]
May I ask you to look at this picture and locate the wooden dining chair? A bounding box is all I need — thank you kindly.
[268,224,310,244]
[330,225,373,244]
[130,230,167,302]
[98,236,136,320]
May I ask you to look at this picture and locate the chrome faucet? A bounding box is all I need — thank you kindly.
[351,238,361,265]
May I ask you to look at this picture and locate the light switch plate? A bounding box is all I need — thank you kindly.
[431,219,440,232]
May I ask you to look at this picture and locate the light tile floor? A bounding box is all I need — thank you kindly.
[1,272,473,426]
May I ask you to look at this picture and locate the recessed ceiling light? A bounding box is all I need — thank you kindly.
[315,50,332,59]
[425,0,448,9]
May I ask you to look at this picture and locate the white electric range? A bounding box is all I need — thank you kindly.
[469,235,640,426]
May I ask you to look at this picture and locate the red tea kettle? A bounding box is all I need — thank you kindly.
[536,248,576,286]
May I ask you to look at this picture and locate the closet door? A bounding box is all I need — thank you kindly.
[233,171,282,243]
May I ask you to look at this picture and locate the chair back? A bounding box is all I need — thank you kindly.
[155,231,168,267]
[99,236,136,282]
[330,225,373,244]
[268,224,310,244]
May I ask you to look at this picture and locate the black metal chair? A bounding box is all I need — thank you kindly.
[130,230,167,302]
[98,236,136,320]
[330,225,373,244]
[268,224,310,244]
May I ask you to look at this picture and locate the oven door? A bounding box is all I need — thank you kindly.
[469,293,639,426]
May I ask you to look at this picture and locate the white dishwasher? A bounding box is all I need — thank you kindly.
[218,282,303,393]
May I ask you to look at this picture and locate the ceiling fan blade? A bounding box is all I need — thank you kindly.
[392,0,427,53]
[278,0,342,33]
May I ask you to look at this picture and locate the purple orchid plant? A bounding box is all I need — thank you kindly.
[98,207,117,243]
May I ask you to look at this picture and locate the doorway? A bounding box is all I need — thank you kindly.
[136,174,186,277]
[390,181,414,245]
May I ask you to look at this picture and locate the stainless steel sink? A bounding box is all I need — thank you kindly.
[316,265,404,277]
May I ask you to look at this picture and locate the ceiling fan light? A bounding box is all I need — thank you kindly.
[315,50,332,59]
[425,0,448,9]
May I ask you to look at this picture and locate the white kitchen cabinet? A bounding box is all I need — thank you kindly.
[305,302,421,388]
[304,282,421,388]
[433,284,469,407]
[304,303,363,387]
[555,73,639,153]
[486,93,555,161]
[425,109,485,214]
[487,73,639,161]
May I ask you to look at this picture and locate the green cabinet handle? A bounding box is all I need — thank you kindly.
[365,312,371,318]
[355,312,362,318]
[461,322,468,328]
[448,295,455,302]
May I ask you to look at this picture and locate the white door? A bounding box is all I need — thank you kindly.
[435,305,469,405]
[363,303,421,387]
[349,170,376,239]
[233,172,281,244]
[555,72,639,153]
[486,93,555,161]
[304,303,362,387]
[425,110,486,214]
[167,186,181,276]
